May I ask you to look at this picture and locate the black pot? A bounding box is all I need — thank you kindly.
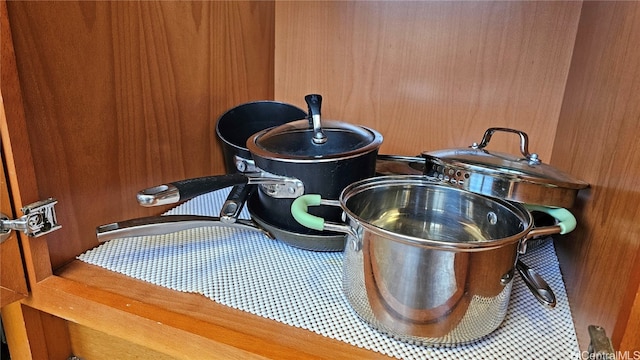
[215,100,307,173]
[247,121,382,234]
[215,101,307,223]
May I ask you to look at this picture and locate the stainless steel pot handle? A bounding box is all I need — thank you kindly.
[472,127,541,165]
[520,205,577,253]
[516,260,557,308]
[96,215,274,243]
[375,154,426,175]
[290,195,357,238]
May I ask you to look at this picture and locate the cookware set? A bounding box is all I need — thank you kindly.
[97,95,588,346]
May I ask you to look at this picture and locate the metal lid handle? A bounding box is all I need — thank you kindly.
[472,127,540,164]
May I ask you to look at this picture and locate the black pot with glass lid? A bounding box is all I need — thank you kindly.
[97,94,383,251]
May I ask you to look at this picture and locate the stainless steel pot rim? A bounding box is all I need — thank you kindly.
[247,121,383,163]
[339,175,534,252]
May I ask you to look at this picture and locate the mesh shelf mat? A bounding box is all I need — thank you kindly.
[79,188,580,359]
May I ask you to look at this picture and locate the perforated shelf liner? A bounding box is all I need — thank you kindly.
[79,188,580,359]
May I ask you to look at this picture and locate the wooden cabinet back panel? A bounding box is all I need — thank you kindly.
[274,1,581,158]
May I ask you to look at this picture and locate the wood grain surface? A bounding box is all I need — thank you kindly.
[1,0,55,285]
[69,322,178,360]
[275,1,581,160]
[0,145,28,307]
[552,1,640,351]
[2,2,72,357]
[6,1,275,269]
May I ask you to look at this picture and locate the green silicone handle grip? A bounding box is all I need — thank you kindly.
[525,204,577,235]
[291,194,325,231]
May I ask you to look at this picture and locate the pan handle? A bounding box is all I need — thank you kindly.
[137,173,249,207]
[375,154,426,175]
[290,195,357,238]
[220,184,254,223]
[520,205,577,253]
[526,205,577,235]
[96,214,274,242]
[137,173,305,207]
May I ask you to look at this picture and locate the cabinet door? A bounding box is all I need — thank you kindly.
[0,131,28,308]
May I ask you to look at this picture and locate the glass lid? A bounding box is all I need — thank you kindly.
[249,94,383,160]
[254,119,380,158]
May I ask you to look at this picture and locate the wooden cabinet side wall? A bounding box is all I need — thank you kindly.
[6,1,275,269]
[551,1,640,351]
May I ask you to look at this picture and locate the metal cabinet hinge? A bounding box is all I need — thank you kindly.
[0,198,61,243]
[588,325,615,360]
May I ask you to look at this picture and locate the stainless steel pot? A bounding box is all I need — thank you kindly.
[291,175,576,345]
[422,127,589,208]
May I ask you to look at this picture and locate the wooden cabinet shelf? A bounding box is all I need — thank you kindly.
[29,261,385,359]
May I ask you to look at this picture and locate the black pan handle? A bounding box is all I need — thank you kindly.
[220,183,255,223]
[305,94,327,144]
[137,173,248,207]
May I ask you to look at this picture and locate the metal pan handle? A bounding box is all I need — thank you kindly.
[220,184,255,223]
[516,259,556,308]
[520,205,577,253]
[96,214,274,242]
[290,195,357,238]
[137,173,304,207]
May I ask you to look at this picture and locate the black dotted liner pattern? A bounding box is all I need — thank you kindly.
[79,189,581,360]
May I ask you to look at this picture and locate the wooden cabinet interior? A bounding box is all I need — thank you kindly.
[1,0,638,356]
